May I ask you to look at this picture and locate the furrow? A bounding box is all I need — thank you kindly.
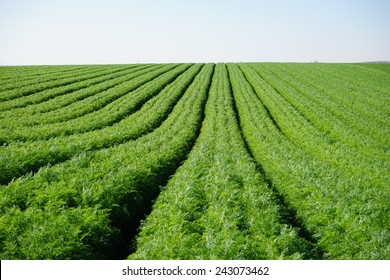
[261,63,390,143]
[240,64,388,186]
[0,64,156,113]
[0,65,92,85]
[314,63,390,99]
[248,64,390,159]
[0,65,135,103]
[0,64,188,143]
[0,65,121,93]
[0,63,213,260]
[271,63,390,124]
[231,63,389,259]
[0,64,155,120]
[227,64,323,256]
[0,64,204,185]
[130,64,315,260]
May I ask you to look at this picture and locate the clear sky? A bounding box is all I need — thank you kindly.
[0,0,389,65]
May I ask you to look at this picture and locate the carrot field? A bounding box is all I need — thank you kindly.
[0,63,389,260]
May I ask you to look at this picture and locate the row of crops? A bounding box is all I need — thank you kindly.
[0,63,389,259]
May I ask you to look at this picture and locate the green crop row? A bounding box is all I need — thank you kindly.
[0,65,94,81]
[230,63,389,259]
[0,65,122,93]
[311,63,390,98]
[0,65,136,103]
[239,64,388,191]
[0,65,99,89]
[268,63,390,125]
[292,63,390,117]
[257,64,390,148]
[0,65,155,115]
[247,64,386,158]
[0,63,213,259]
[0,64,203,185]
[0,63,388,260]
[0,64,155,120]
[0,64,188,143]
[130,63,317,260]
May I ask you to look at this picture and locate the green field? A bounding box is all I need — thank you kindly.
[0,63,389,260]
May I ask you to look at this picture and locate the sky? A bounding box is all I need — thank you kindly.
[0,0,389,65]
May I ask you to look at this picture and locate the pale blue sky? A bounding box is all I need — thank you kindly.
[0,0,389,65]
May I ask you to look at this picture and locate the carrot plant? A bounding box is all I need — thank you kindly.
[0,65,135,104]
[240,63,388,185]
[130,64,316,260]
[0,64,154,121]
[0,64,213,259]
[0,64,114,93]
[230,63,389,259]
[0,64,202,185]
[251,63,389,153]
[0,64,186,142]
[0,62,388,260]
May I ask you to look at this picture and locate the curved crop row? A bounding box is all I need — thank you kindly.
[0,65,135,103]
[0,64,203,185]
[0,65,121,93]
[229,63,389,259]
[238,64,388,188]
[259,64,390,143]
[0,65,91,87]
[313,63,390,98]
[0,65,153,112]
[130,63,315,260]
[0,63,214,259]
[0,65,156,120]
[0,63,388,261]
[0,64,94,78]
[269,63,390,124]
[248,65,388,157]
[0,65,167,127]
[0,64,188,143]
